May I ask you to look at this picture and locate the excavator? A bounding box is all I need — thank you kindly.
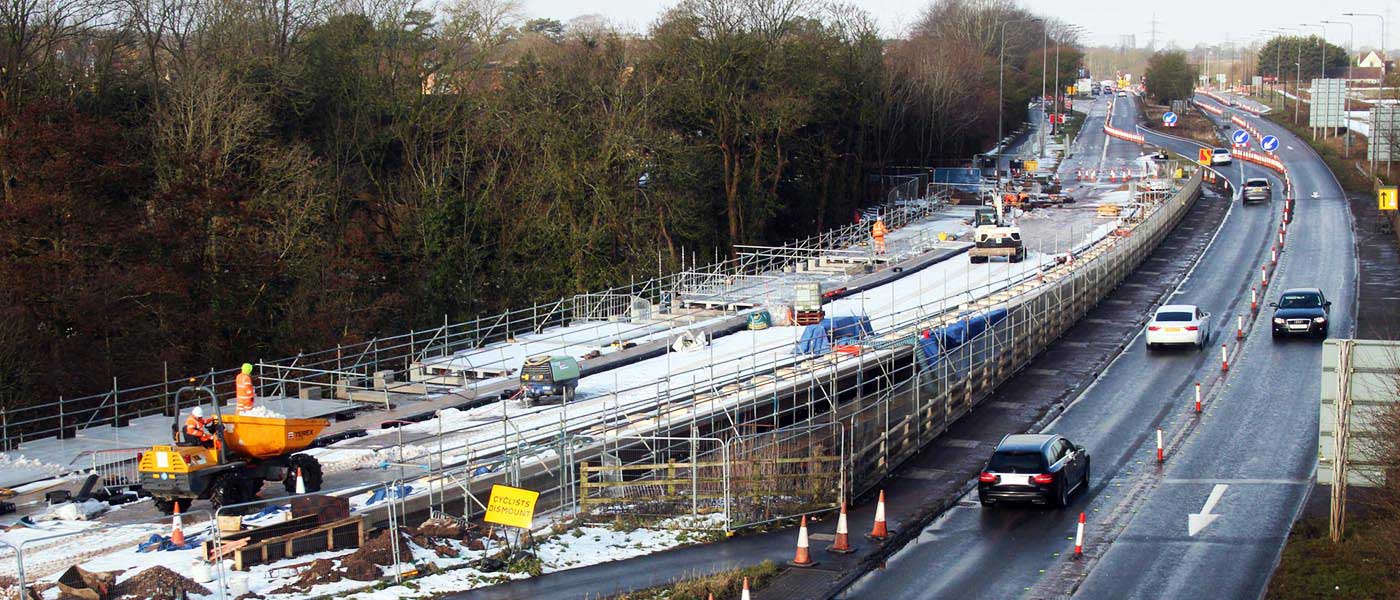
[138,383,328,514]
[968,190,1027,264]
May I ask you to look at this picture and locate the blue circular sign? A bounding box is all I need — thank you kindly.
[1260,135,1279,152]
[1232,129,1251,146]
[1163,111,1178,124]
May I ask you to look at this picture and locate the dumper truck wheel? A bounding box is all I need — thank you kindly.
[208,474,249,511]
[154,497,191,515]
[284,454,323,494]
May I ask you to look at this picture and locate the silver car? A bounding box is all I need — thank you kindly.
[1243,178,1271,203]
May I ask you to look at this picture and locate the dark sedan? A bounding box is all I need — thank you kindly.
[1270,288,1331,339]
[978,434,1090,508]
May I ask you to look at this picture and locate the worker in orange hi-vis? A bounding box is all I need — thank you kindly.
[183,406,219,448]
[236,363,255,414]
[871,217,888,255]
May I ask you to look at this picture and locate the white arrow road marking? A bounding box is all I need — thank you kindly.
[1188,484,1229,536]
[1287,145,1295,150]
[1311,192,1320,198]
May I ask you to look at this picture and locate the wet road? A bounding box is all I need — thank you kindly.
[841,94,1355,599]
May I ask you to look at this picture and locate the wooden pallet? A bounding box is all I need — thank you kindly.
[208,515,366,571]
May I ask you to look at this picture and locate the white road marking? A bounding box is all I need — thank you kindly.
[1188,483,1228,536]
[1163,478,1307,485]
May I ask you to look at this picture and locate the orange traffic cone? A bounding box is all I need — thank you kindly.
[789,515,817,567]
[827,502,856,554]
[867,490,890,540]
[170,503,186,546]
[741,576,752,600]
[295,467,307,495]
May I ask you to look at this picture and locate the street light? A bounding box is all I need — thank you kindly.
[1301,23,1327,78]
[1324,19,1355,156]
[1342,12,1385,76]
[997,16,1043,190]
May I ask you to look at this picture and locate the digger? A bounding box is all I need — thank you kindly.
[138,383,328,514]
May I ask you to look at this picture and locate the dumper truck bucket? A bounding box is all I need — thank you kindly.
[219,415,329,460]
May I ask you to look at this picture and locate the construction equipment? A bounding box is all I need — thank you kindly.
[968,192,1026,264]
[519,355,580,407]
[138,384,328,515]
[792,283,825,325]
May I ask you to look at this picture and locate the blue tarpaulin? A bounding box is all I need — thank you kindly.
[794,316,874,355]
[918,308,1009,367]
[137,533,201,552]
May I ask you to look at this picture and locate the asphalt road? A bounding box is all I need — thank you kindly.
[840,93,1356,599]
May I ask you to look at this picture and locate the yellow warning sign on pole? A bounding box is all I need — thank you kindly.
[1379,186,1398,211]
[1198,148,1213,166]
[484,484,539,529]
[1023,159,1039,172]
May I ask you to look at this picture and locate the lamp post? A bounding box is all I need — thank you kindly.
[1342,12,1385,76]
[997,17,1043,190]
[1301,23,1327,78]
[1324,19,1355,154]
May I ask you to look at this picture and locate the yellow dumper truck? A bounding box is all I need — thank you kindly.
[138,385,328,514]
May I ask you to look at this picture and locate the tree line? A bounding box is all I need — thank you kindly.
[0,0,1080,408]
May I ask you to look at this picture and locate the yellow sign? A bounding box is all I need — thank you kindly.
[1380,186,1399,211]
[1067,85,1076,95]
[1023,159,1039,172]
[1198,148,1213,165]
[484,484,539,529]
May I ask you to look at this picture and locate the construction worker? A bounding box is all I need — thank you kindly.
[871,217,888,254]
[236,363,255,413]
[183,406,219,448]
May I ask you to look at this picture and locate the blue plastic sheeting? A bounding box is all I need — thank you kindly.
[918,308,1010,367]
[794,316,874,355]
[137,533,201,552]
[367,485,414,505]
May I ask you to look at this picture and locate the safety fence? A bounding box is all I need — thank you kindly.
[2,189,954,452]
[1104,97,1147,144]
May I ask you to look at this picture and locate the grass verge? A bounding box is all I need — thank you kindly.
[609,560,782,600]
[1257,95,1372,194]
[1265,516,1400,599]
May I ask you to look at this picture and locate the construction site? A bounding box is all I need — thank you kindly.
[0,94,1201,599]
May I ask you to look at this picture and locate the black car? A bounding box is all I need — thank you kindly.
[978,434,1090,508]
[1270,288,1331,339]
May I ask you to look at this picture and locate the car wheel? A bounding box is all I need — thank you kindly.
[1146,342,1155,351]
[1319,326,1329,339]
[1057,481,1071,508]
[979,495,993,507]
[1081,459,1091,492]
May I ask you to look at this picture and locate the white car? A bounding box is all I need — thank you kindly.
[1116,90,1127,97]
[1146,304,1211,350]
[1211,148,1232,166]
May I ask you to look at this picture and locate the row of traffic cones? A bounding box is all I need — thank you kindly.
[790,491,891,568]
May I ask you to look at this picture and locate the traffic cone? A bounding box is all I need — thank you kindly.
[742,577,752,600]
[295,467,307,494]
[867,490,890,540]
[171,503,186,546]
[789,515,817,567]
[827,502,856,554]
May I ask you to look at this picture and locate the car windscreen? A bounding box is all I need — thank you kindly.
[987,451,1047,473]
[1154,311,1194,322]
[1279,293,1320,309]
[1214,148,1230,153]
[1245,180,1269,188]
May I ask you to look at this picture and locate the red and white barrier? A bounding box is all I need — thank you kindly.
[1156,428,1165,462]
[1260,264,1269,288]
[1236,315,1244,340]
[1194,382,1202,414]
[1251,286,1258,312]
[1074,512,1086,558]
[1221,343,1230,372]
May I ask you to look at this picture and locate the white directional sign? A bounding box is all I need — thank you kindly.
[1188,484,1228,536]
[1231,129,1250,147]
[1260,135,1279,153]
[1162,111,1178,126]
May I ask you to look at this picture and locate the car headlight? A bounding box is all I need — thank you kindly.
[1272,318,1284,324]
[1314,317,1327,323]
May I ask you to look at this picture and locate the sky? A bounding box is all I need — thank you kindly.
[521,0,1397,52]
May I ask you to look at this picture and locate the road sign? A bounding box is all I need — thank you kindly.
[1163,111,1178,126]
[1380,186,1399,211]
[1198,148,1213,165]
[1259,135,1279,153]
[1231,129,1250,147]
[484,484,539,529]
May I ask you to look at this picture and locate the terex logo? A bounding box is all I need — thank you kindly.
[287,430,314,439]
